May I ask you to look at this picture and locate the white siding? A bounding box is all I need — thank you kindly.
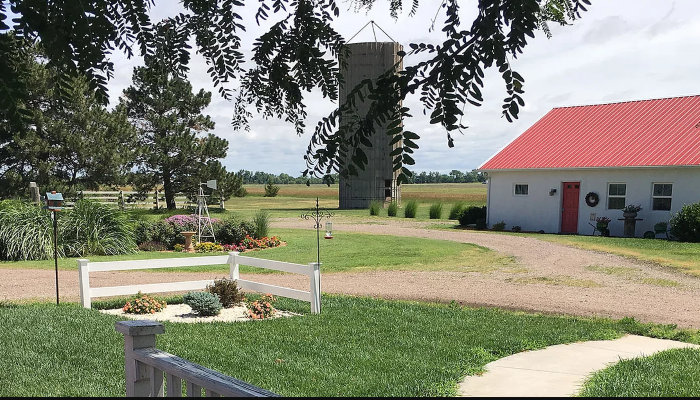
[486,167,700,237]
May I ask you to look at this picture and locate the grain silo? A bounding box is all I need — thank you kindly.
[338,42,403,209]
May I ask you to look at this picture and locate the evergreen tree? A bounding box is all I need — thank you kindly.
[0,34,136,198]
[121,25,228,209]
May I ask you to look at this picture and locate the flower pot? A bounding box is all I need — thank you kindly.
[596,223,609,231]
[623,212,637,219]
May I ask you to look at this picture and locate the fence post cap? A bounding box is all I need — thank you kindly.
[115,320,165,336]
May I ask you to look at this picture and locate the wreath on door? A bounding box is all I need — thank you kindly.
[585,192,599,207]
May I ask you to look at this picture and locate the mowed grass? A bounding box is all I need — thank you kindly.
[578,347,700,397]
[521,234,700,277]
[3,296,698,397]
[0,228,513,274]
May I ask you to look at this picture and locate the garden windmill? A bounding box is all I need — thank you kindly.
[196,180,217,243]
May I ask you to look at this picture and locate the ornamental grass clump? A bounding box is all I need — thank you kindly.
[122,292,167,314]
[247,294,276,320]
[184,291,222,316]
[253,209,270,239]
[369,200,382,216]
[448,202,466,220]
[387,201,398,217]
[404,200,419,218]
[429,203,443,219]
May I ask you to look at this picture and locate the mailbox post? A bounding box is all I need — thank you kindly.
[45,191,64,305]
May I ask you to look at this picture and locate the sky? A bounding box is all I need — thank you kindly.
[104,0,700,176]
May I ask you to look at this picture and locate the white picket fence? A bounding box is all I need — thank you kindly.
[78,252,322,313]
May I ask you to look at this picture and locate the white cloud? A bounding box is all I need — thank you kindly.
[105,0,700,175]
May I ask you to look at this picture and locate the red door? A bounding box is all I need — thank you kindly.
[561,182,580,234]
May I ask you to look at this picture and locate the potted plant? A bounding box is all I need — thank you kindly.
[595,216,611,230]
[621,204,642,219]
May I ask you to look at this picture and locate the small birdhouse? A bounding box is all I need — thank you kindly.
[45,191,64,211]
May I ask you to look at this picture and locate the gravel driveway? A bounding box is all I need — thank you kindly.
[2,217,700,329]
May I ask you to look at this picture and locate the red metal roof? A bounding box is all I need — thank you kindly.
[479,95,700,170]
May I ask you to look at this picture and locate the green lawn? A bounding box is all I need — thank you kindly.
[2,296,697,397]
[0,228,514,274]
[434,224,700,278]
[578,347,700,397]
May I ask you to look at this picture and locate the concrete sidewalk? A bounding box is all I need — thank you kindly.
[458,335,699,397]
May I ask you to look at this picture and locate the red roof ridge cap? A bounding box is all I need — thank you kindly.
[552,94,700,110]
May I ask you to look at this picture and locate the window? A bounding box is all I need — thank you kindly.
[514,184,528,196]
[607,183,626,210]
[652,183,673,211]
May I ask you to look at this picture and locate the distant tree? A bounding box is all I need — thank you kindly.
[122,25,228,209]
[263,177,280,197]
[214,171,247,209]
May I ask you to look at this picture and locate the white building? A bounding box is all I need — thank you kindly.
[478,95,700,237]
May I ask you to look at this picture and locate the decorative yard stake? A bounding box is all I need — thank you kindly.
[45,191,64,305]
[301,197,334,270]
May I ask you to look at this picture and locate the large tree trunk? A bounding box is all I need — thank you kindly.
[163,170,176,210]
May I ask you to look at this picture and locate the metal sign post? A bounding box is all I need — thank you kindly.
[45,191,64,305]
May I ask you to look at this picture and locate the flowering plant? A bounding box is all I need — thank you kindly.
[621,204,643,213]
[595,216,611,224]
[246,294,276,320]
[223,236,283,252]
[122,292,166,314]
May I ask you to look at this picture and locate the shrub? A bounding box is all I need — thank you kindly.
[512,225,522,232]
[458,205,487,226]
[173,243,185,252]
[122,292,166,314]
[369,200,382,216]
[184,291,222,316]
[448,202,466,220]
[263,178,280,197]
[428,203,443,219]
[247,294,276,320]
[492,221,506,231]
[207,278,243,308]
[387,201,398,217]
[670,202,700,242]
[134,219,178,249]
[138,241,167,252]
[404,199,419,218]
[214,217,255,246]
[475,218,488,230]
[194,242,224,253]
[0,201,57,261]
[62,200,137,257]
[253,209,270,239]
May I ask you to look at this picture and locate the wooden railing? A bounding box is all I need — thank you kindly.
[116,320,279,397]
[78,252,322,313]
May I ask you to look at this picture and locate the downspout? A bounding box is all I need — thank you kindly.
[486,175,492,227]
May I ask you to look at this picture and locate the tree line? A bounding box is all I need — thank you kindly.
[237,169,486,184]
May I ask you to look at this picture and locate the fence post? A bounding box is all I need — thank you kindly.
[154,190,159,210]
[116,320,165,397]
[308,262,321,314]
[119,190,125,211]
[77,259,90,308]
[229,252,240,281]
[29,182,40,203]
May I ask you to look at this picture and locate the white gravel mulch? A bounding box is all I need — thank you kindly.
[99,303,301,323]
